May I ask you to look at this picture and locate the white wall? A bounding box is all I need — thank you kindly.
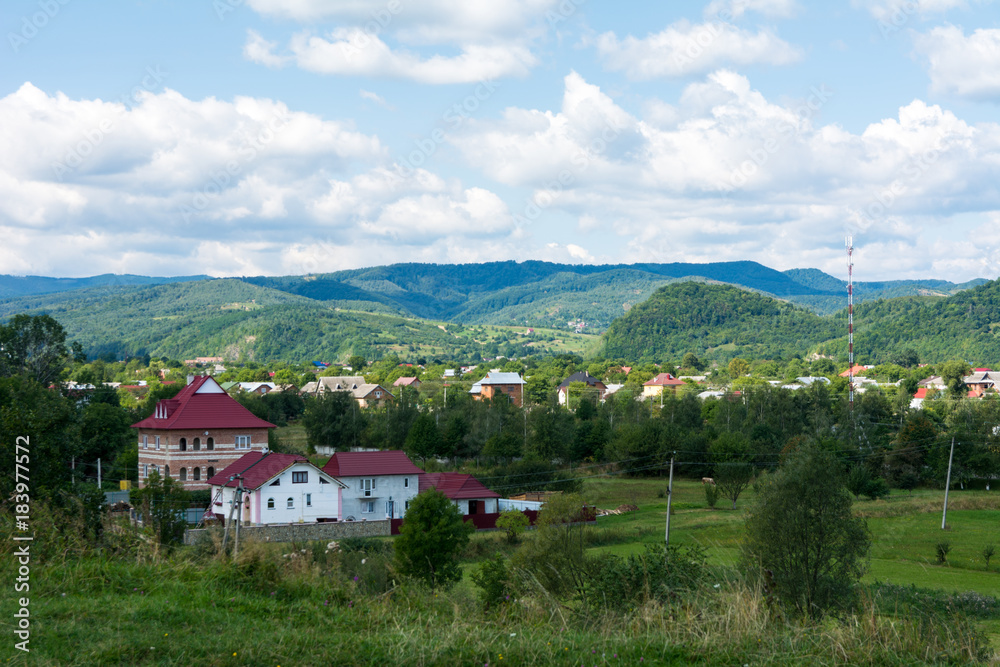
[339,474,419,520]
[212,463,342,525]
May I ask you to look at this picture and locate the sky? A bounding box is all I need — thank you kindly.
[2,0,1000,282]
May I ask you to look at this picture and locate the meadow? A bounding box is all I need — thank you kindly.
[3,477,999,666]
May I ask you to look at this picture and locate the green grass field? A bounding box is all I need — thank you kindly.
[5,477,999,665]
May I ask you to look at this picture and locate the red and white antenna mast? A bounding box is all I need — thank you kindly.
[846,236,854,411]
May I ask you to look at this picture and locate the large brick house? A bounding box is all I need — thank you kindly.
[469,371,526,407]
[132,375,275,490]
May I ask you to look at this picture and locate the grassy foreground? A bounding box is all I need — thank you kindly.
[2,477,998,665]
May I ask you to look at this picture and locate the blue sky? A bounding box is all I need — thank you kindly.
[2,0,1000,281]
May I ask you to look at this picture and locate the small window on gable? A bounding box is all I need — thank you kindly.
[267,498,275,510]
[319,477,329,484]
[270,478,280,486]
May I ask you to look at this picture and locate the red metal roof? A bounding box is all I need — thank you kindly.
[913,388,928,399]
[419,472,500,500]
[322,450,424,477]
[207,451,310,490]
[131,376,275,430]
[643,373,686,387]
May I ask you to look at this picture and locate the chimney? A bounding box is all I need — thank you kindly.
[187,374,195,385]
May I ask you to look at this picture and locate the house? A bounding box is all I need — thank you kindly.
[964,369,999,397]
[321,450,424,520]
[910,387,929,409]
[642,373,686,398]
[237,382,276,395]
[918,375,947,390]
[393,377,421,390]
[557,371,606,406]
[132,375,275,490]
[469,370,527,407]
[207,451,346,525]
[839,365,871,378]
[797,376,831,386]
[419,473,500,516]
[300,376,394,407]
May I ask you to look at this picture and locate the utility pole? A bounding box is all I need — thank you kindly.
[942,436,956,530]
[222,475,241,553]
[233,484,244,559]
[665,453,675,547]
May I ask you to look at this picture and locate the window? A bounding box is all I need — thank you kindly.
[306,494,312,507]
[270,478,280,486]
[164,465,170,478]
[267,498,275,510]
[319,477,329,484]
[206,437,214,451]
[287,497,294,509]
[142,435,148,450]
[235,435,251,450]
[151,464,157,475]
[180,438,187,452]
[143,464,148,478]
[375,391,382,398]
[179,468,187,481]
[362,501,375,513]
[292,471,308,484]
[405,501,410,511]
[193,437,200,452]
[155,436,160,451]
[193,467,201,481]
[361,478,376,497]
[207,466,215,479]
[404,477,409,488]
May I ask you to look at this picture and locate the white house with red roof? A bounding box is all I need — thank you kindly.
[419,473,500,516]
[207,451,346,525]
[132,375,275,490]
[322,450,424,521]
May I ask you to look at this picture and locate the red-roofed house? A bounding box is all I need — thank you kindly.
[419,473,500,516]
[207,451,346,525]
[132,375,275,490]
[322,450,424,520]
[393,377,421,390]
[642,373,686,398]
[839,365,869,378]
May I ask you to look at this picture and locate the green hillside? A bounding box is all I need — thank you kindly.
[0,279,597,362]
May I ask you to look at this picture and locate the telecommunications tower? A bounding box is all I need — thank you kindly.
[846,236,854,411]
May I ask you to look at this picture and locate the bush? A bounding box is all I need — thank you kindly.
[586,544,707,611]
[495,509,530,544]
[394,489,474,589]
[704,483,718,509]
[863,477,890,501]
[741,443,871,618]
[936,542,951,564]
[470,553,514,610]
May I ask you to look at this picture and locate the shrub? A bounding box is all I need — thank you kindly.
[495,509,530,544]
[586,544,707,611]
[846,465,872,499]
[936,542,951,564]
[704,483,718,509]
[863,477,890,501]
[470,553,513,610]
[394,489,473,589]
[741,443,871,618]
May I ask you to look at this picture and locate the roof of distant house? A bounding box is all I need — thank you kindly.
[839,365,869,377]
[643,373,686,387]
[419,473,500,500]
[131,376,275,430]
[470,371,526,394]
[321,450,424,478]
[393,376,420,386]
[913,388,928,399]
[558,371,605,390]
[207,451,340,490]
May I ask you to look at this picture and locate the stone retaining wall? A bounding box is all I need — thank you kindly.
[183,519,391,546]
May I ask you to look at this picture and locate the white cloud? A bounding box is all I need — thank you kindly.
[359,89,394,109]
[854,0,970,20]
[914,25,1000,100]
[0,84,520,276]
[243,0,561,83]
[595,20,801,80]
[704,0,800,19]
[450,71,1000,280]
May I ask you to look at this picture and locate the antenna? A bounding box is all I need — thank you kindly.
[846,236,854,412]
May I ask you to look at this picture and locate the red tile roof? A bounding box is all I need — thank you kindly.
[913,388,928,399]
[322,450,424,477]
[131,376,276,430]
[839,365,868,378]
[207,451,309,490]
[643,373,686,387]
[419,473,500,500]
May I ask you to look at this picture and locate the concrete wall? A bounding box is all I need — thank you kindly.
[184,518,391,545]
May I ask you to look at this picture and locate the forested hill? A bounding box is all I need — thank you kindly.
[0,273,208,299]
[603,282,840,362]
[603,279,1000,365]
